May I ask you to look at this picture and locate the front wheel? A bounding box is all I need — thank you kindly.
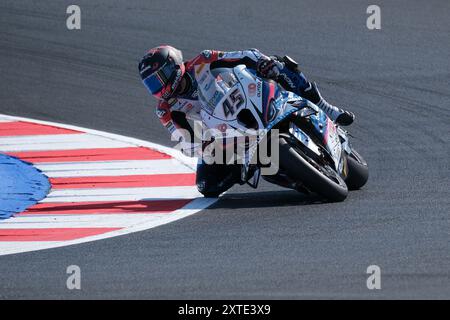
[345,149,369,190]
[277,137,348,202]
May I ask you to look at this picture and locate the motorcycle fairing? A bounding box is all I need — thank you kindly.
[289,104,344,172]
[197,64,347,177]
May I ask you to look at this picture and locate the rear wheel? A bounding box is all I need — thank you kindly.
[277,137,348,202]
[345,149,369,190]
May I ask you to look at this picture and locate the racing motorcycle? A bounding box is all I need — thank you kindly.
[195,63,368,202]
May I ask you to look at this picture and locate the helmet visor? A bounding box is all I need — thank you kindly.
[142,62,177,96]
[143,73,164,95]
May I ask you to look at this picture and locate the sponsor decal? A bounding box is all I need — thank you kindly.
[165,121,176,134]
[156,108,167,118]
[171,69,182,91]
[280,73,296,89]
[257,80,262,98]
[168,98,178,106]
[217,123,228,132]
[182,102,194,112]
[202,50,212,59]
[206,91,224,112]
[248,83,256,96]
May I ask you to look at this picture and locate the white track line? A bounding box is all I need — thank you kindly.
[42,186,201,202]
[0,134,131,151]
[0,214,173,229]
[36,159,192,177]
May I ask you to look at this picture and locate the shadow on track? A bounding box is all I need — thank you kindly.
[209,190,326,210]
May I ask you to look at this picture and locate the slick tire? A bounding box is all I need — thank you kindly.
[278,137,348,202]
[345,149,369,190]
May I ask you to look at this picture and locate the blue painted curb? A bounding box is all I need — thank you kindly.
[0,154,50,219]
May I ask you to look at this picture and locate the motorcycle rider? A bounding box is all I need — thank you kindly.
[138,45,355,197]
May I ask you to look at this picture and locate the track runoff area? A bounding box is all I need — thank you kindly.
[0,114,216,256]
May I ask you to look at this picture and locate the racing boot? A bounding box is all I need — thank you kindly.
[302,82,355,126]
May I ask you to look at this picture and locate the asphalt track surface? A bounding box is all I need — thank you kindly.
[0,0,449,299]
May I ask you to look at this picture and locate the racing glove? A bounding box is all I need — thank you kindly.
[256,56,284,79]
